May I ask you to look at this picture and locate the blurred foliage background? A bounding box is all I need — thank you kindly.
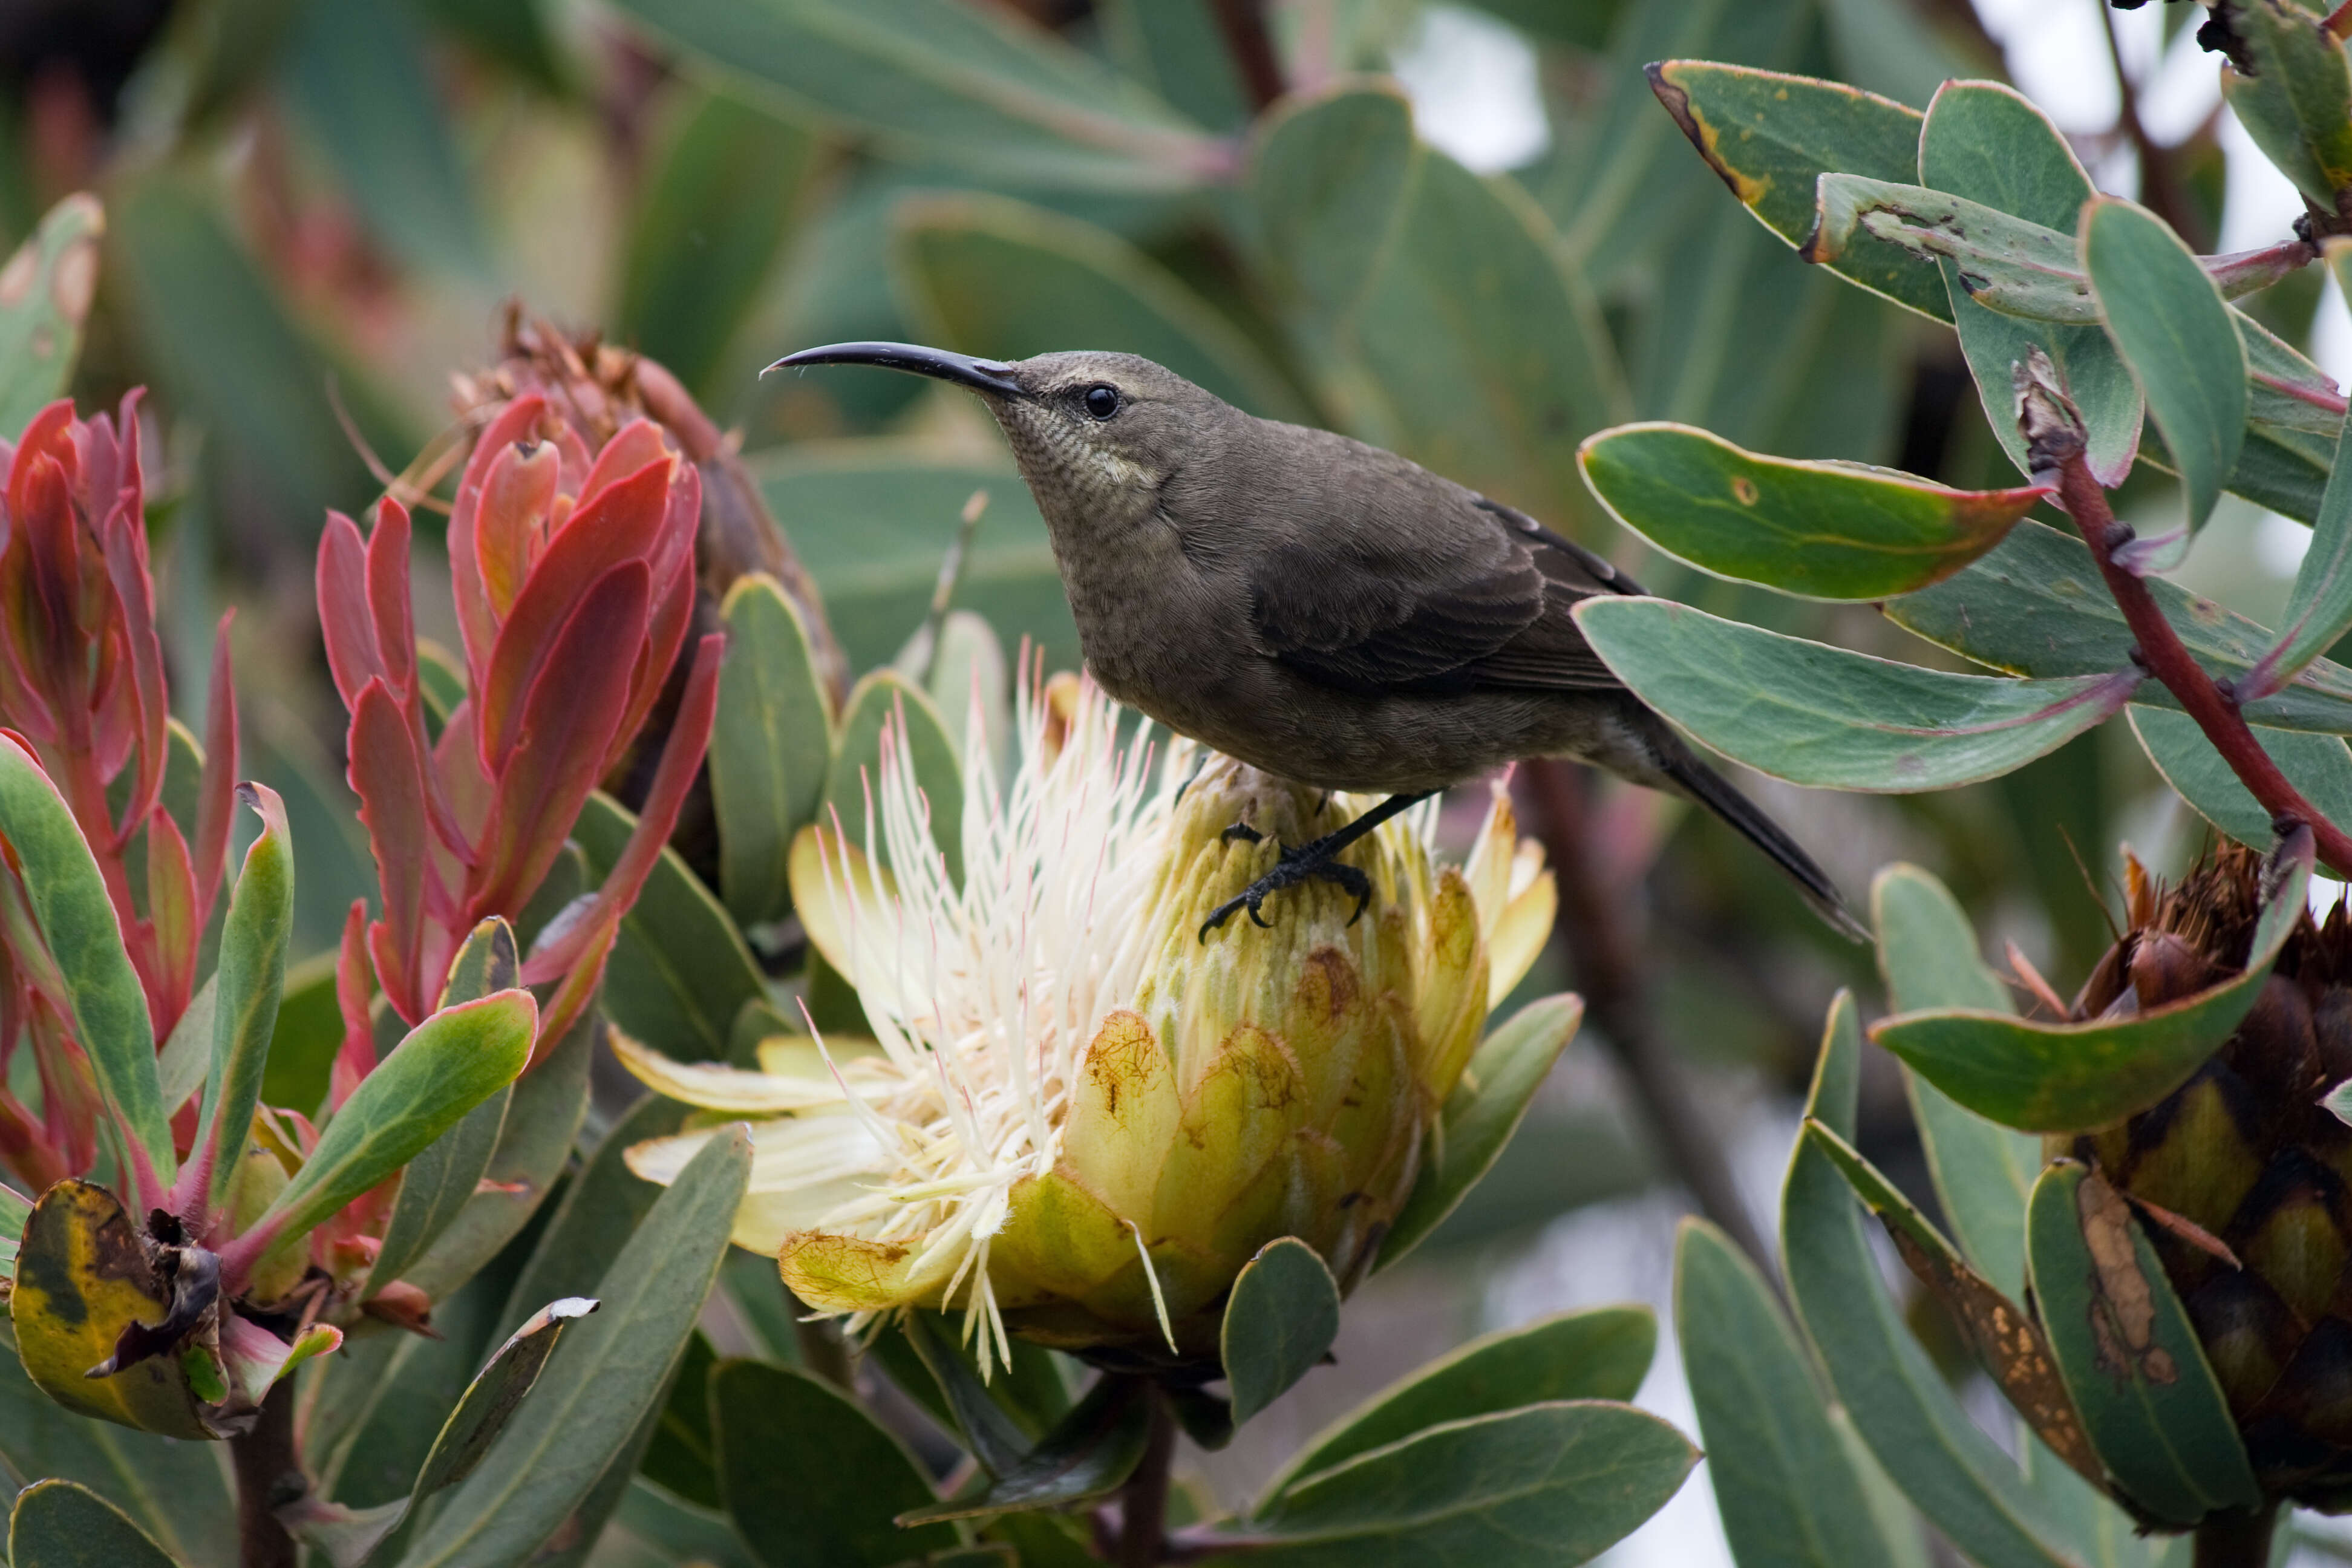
[0,0,2314,1557]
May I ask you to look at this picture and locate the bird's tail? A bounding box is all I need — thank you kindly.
[1656,750,1870,944]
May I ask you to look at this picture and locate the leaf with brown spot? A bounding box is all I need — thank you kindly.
[1802,1119,2104,1491]
[2025,1160,2258,1526]
[0,194,101,436]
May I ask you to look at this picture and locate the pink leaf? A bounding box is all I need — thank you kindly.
[317,512,385,710]
[194,614,238,923]
[348,679,431,1024]
[466,564,648,923]
[449,395,548,685]
[144,806,195,1042]
[330,900,374,1111]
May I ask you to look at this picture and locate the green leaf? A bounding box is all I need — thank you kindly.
[0,193,101,434]
[1643,60,1942,320]
[2249,390,2352,693]
[895,190,1309,420]
[1578,422,2047,599]
[1874,831,2314,1132]
[755,445,1076,678]
[253,991,535,1252]
[1676,1217,1901,1568]
[1269,1306,1656,1498]
[1228,1402,1696,1566]
[1872,864,2036,1301]
[366,920,521,1293]
[0,736,170,1177]
[2026,1163,2259,1526]
[7,1479,180,1568]
[1918,79,2143,488]
[1223,1238,1341,1426]
[1887,518,2352,734]
[283,0,488,283]
[620,85,815,399]
[1573,596,2138,791]
[403,0,565,89]
[191,785,293,1214]
[897,1374,1150,1525]
[823,670,965,888]
[1250,83,1627,524]
[1379,995,1583,1269]
[2131,706,2352,851]
[1801,1120,2106,1494]
[396,1124,750,1568]
[642,1331,720,1508]
[1806,175,2094,320]
[2083,197,2248,565]
[713,1359,958,1567]
[399,998,596,1304]
[711,573,834,928]
[496,1091,691,1341]
[0,1179,25,1279]
[603,0,1222,190]
[0,1322,237,1565]
[572,792,766,1064]
[897,1310,1030,1475]
[2224,0,2352,210]
[158,973,215,1120]
[1780,995,2082,1568]
[262,953,345,1119]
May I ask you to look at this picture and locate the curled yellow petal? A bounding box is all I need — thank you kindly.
[1487,864,1557,1009]
[609,1024,878,1113]
[779,1227,959,1313]
[786,822,897,981]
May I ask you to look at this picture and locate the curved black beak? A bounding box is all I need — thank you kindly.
[763,341,1027,398]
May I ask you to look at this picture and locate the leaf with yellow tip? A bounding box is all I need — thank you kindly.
[779,1227,960,1313]
[1411,869,1490,1100]
[610,1022,879,1112]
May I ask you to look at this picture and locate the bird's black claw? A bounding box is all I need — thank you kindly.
[1220,820,1264,845]
[1197,834,1377,940]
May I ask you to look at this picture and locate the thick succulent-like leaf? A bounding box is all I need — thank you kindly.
[1875,831,2312,1132]
[897,1374,1150,1525]
[2026,1163,2259,1526]
[1579,422,2046,598]
[2082,197,2247,567]
[1223,1238,1341,1426]
[1807,175,2092,319]
[397,1125,749,1568]
[7,1478,180,1568]
[898,190,1309,421]
[2248,358,2352,696]
[1919,79,2143,488]
[1250,83,1626,524]
[1802,1120,2102,1489]
[186,787,292,1214]
[710,573,833,928]
[572,792,766,1064]
[8,1181,207,1437]
[2224,0,2352,209]
[1379,995,1581,1269]
[713,1358,958,1567]
[1268,1305,1654,1500]
[398,1000,596,1304]
[365,920,520,1293]
[603,0,1223,189]
[1676,1217,1906,1567]
[1888,519,2352,734]
[1644,60,1941,319]
[1224,1402,1696,1565]
[1574,597,2138,791]
[0,194,102,436]
[1873,864,2036,1299]
[822,669,965,889]
[246,991,535,1255]
[497,1091,690,1339]
[0,736,170,1178]
[1781,994,2083,1567]
[2130,707,2352,851]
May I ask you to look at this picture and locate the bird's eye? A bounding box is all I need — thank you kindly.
[1083,385,1120,419]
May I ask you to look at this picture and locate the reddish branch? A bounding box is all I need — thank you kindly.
[1209,0,1285,113]
[2042,425,2352,876]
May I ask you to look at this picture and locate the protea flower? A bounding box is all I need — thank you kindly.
[2063,843,2352,1508]
[621,675,1555,1373]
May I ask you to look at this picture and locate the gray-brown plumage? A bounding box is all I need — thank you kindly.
[769,342,1864,941]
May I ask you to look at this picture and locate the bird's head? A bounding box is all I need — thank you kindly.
[766,342,1229,521]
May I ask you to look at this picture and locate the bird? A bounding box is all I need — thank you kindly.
[767,342,1867,943]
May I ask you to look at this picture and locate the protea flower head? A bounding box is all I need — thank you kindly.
[621,675,1554,1374]
[2064,843,2352,1508]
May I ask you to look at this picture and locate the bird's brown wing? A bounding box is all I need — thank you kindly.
[1245,494,1636,696]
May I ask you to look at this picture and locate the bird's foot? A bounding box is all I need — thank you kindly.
[1198,833,1373,940]
[1219,820,1264,845]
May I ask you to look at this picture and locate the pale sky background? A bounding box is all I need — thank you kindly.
[1385,6,2351,1564]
